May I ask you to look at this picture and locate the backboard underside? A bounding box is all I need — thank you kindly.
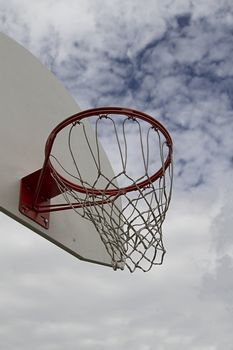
[0,33,119,268]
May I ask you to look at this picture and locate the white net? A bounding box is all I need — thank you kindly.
[49,112,173,272]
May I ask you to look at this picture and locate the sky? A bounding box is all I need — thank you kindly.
[0,0,233,349]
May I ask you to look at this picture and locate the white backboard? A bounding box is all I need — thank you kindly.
[0,33,118,268]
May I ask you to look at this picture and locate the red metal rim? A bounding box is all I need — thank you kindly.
[45,107,173,196]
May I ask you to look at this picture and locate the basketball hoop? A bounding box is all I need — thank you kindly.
[19,107,173,272]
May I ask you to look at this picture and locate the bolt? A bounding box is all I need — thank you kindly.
[21,205,28,213]
[41,216,49,227]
